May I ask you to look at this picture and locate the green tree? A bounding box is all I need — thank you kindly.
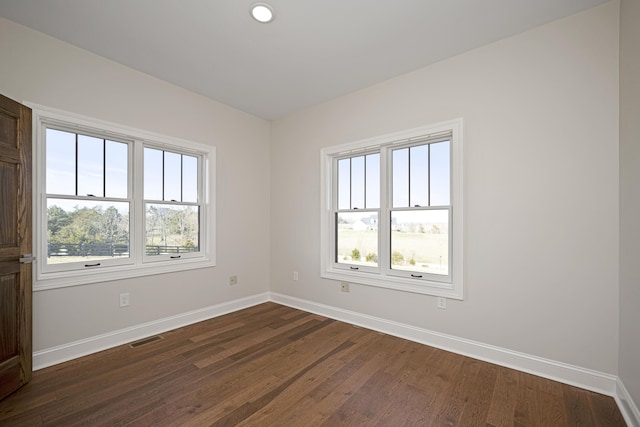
[48,205,71,238]
[48,205,129,246]
[351,248,361,261]
[100,206,128,244]
[52,207,101,244]
[145,205,198,248]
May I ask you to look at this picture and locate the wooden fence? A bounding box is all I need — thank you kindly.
[47,243,198,257]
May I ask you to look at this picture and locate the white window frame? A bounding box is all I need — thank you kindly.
[320,118,463,299]
[332,150,381,275]
[30,103,216,291]
[140,143,205,264]
[42,126,135,274]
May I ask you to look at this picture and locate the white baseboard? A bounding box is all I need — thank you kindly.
[616,378,640,427]
[269,292,619,397]
[32,292,270,370]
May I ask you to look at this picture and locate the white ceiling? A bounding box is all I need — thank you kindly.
[0,0,608,120]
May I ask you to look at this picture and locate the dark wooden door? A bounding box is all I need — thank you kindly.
[0,94,32,400]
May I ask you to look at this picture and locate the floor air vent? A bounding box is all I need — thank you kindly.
[129,335,164,348]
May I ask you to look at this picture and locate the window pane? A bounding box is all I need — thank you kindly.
[144,148,163,200]
[392,148,409,207]
[164,152,182,202]
[410,145,429,207]
[351,156,365,209]
[77,135,104,197]
[182,155,198,203]
[46,129,76,195]
[365,153,380,209]
[336,211,378,267]
[391,209,448,275]
[46,199,130,264]
[337,158,350,210]
[105,140,128,199]
[145,203,199,256]
[430,141,450,206]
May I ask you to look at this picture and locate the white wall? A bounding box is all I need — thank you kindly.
[0,17,271,351]
[270,2,620,374]
[619,0,640,412]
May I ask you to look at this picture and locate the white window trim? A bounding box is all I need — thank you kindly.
[320,118,463,299]
[29,103,216,291]
[139,142,206,264]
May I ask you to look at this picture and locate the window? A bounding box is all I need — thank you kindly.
[321,119,463,298]
[143,147,201,259]
[335,152,380,271]
[32,104,215,290]
[45,128,131,272]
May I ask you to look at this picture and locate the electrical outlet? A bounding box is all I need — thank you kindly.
[293,271,299,281]
[437,297,447,309]
[119,293,130,308]
[341,282,350,293]
[229,275,238,285]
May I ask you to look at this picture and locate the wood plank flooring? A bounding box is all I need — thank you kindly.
[0,302,626,426]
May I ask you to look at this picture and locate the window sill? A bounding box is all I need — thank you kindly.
[321,268,463,300]
[34,258,216,291]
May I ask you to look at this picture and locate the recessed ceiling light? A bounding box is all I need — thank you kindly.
[250,3,275,23]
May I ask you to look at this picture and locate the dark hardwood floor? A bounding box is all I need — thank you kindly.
[0,302,626,426]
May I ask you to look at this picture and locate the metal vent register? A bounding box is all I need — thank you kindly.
[129,335,164,348]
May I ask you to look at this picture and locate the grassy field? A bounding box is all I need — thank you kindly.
[46,255,129,264]
[337,229,448,274]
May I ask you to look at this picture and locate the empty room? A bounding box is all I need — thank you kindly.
[0,0,638,425]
